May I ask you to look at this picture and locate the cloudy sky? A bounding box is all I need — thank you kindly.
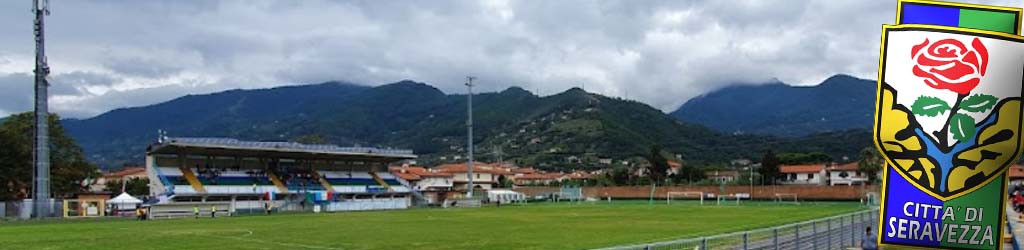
[0,0,1017,118]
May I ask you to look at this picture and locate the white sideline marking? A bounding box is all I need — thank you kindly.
[205,234,343,250]
[165,229,343,250]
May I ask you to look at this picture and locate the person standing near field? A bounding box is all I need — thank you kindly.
[211,205,217,219]
[193,205,199,219]
[862,226,878,250]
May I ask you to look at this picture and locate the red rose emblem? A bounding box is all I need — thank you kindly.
[910,37,988,94]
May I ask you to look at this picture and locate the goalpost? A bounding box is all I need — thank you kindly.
[864,192,880,207]
[774,193,799,204]
[716,194,743,206]
[667,191,704,205]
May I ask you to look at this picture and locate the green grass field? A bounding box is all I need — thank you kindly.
[0,201,865,250]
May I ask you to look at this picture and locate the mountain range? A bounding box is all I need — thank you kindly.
[671,74,875,137]
[50,77,873,170]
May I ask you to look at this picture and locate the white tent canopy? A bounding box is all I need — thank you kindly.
[107,192,142,205]
[487,189,526,204]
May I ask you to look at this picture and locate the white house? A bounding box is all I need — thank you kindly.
[90,166,148,192]
[436,162,497,190]
[390,165,453,205]
[1009,165,1024,187]
[705,170,739,183]
[513,173,561,186]
[780,164,826,185]
[827,162,868,186]
[390,166,454,191]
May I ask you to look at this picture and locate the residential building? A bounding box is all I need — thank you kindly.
[514,173,562,186]
[1009,164,1024,187]
[389,165,454,205]
[704,170,739,183]
[436,162,498,190]
[90,166,148,192]
[389,166,454,191]
[827,162,868,186]
[513,167,538,175]
[667,161,683,175]
[780,164,826,185]
[560,171,595,185]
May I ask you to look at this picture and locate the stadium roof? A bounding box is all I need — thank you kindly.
[147,137,416,162]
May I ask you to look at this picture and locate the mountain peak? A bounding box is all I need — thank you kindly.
[819,74,868,86]
[671,74,876,137]
[563,87,589,95]
[318,80,358,86]
[395,79,422,85]
[375,80,444,95]
[500,86,534,97]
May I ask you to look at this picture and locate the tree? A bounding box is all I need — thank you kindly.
[608,167,631,186]
[0,112,98,200]
[758,150,781,185]
[646,145,669,184]
[496,175,513,188]
[777,152,832,165]
[677,165,706,184]
[103,177,150,196]
[859,147,883,184]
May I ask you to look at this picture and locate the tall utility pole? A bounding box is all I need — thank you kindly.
[31,0,51,219]
[465,76,476,198]
[749,166,754,199]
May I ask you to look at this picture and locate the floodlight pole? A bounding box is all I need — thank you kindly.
[31,0,51,219]
[465,76,476,198]
[749,166,754,199]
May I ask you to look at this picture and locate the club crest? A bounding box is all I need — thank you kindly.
[875,25,1024,201]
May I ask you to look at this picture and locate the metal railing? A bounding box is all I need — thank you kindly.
[595,208,879,250]
[393,177,429,205]
[1008,214,1021,250]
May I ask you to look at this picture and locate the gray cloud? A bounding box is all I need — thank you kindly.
[0,0,1018,118]
[0,73,34,114]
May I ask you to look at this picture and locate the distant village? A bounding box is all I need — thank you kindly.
[93,159,1024,201]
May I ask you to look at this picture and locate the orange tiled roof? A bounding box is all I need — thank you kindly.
[389,166,429,173]
[417,171,453,178]
[780,164,825,173]
[103,167,146,178]
[668,161,682,169]
[1010,165,1024,179]
[564,171,594,179]
[436,162,498,173]
[391,165,452,180]
[392,172,422,181]
[516,173,559,180]
[514,167,538,174]
[831,162,859,171]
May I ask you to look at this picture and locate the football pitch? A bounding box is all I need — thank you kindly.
[0,201,865,250]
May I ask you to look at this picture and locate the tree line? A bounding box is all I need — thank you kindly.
[0,113,98,200]
[587,145,884,187]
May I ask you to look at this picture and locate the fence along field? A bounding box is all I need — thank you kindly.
[0,201,865,250]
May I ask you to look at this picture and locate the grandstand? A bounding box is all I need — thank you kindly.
[145,137,417,216]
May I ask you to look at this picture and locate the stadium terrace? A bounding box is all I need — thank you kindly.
[145,137,418,217]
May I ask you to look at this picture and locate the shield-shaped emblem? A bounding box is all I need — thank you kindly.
[875,24,1024,200]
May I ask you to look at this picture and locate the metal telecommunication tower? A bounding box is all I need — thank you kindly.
[465,76,475,198]
[31,0,51,219]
